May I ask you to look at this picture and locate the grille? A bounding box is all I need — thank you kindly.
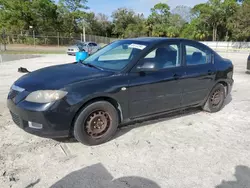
[8,89,19,99]
[10,111,21,126]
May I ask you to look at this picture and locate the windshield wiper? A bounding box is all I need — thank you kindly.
[82,63,103,70]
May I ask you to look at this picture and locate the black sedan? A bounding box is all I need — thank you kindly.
[7,38,234,145]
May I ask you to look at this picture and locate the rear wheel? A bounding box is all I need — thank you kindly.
[74,101,119,145]
[202,84,226,113]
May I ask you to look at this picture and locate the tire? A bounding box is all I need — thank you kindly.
[202,83,226,113]
[74,101,119,145]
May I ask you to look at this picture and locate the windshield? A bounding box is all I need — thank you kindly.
[76,42,86,47]
[83,40,148,71]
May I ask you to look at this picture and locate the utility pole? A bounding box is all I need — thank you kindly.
[57,32,60,47]
[33,30,35,47]
[82,19,86,42]
[29,26,35,47]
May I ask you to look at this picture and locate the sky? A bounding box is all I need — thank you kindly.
[86,0,208,17]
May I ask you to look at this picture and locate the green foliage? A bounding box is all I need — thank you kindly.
[172,5,193,23]
[0,0,59,33]
[0,0,249,42]
[227,0,250,40]
[111,8,140,37]
[147,3,171,36]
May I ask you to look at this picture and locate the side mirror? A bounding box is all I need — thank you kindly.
[136,62,157,72]
[76,51,89,62]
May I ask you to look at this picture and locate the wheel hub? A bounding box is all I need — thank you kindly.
[85,111,111,137]
[210,89,222,106]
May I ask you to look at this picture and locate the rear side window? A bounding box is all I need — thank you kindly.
[185,45,211,66]
[89,43,97,47]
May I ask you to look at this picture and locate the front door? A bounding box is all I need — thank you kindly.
[180,42,216,107]
[128,42,185,118]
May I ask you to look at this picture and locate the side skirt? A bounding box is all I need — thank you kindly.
[120,104,201,126]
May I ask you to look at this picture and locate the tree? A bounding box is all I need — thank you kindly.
[111,8,138,37]
[95,13,113,37]
[192,0,238,41]
[59,0,88,12]
[58,0,88,33]
[124,15,147,38]
[180,18,209,40]
[192,1,224,41]
[0,0,59,33]
[147,3,171,37]
[172,5,193,23]
[227,0,250,40]
[82,12,113,37]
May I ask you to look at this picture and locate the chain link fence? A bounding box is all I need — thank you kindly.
[1,30,250,52]
[0,30,118,49]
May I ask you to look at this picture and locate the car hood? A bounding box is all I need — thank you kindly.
[14,63,114,91]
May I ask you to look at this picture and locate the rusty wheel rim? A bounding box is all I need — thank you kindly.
[85,110,111,138]
[210,89,222,106]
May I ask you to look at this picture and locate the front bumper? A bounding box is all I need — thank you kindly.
[7,98,74,138]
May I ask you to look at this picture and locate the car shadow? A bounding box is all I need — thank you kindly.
[215,165,250,188]
[115,94,232,140]
[222,93,232,109]
[50,163,161,188]
[115,107,201,140]
[52,137,78,143]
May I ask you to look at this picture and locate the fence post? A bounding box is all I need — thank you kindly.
[57,32,60,47]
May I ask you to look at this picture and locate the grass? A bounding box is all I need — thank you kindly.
[0,50,65,55]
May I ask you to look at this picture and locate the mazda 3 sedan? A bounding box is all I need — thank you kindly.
[7,38,234,145]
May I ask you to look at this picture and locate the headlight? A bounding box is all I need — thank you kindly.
[25,90,68,103]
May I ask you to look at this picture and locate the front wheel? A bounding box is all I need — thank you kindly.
[202,84,226,113]
[74,101,119,146]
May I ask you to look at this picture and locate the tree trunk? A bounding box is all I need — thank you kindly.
[213,25,217,41]
[215,27,217,41]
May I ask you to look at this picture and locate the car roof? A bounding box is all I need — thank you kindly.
[120,37,212,50]
[85,42,97,44]
[122,37,191,44]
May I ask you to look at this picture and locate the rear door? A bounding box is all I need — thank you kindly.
[180,42,216,107]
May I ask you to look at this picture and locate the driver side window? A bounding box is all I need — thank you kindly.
[138,44,180,71]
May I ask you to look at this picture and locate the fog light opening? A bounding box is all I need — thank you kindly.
[28,121,43,129]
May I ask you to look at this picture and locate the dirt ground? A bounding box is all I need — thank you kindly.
[0,52,250,188]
